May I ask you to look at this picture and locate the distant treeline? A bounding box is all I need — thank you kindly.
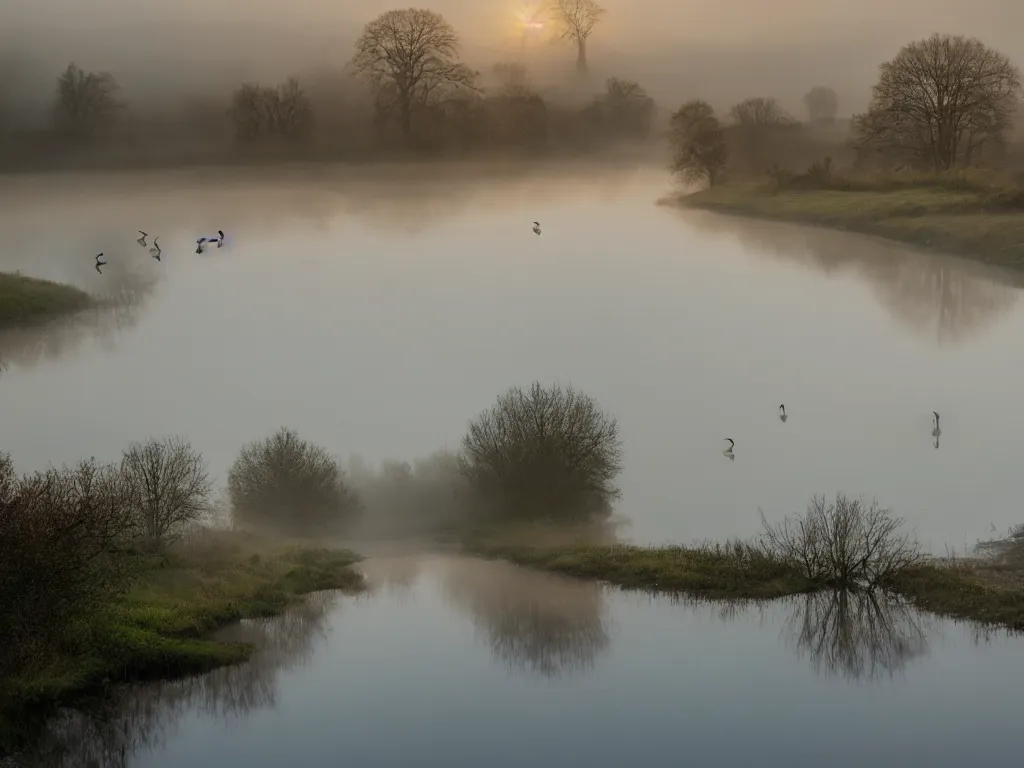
[2,13,1021,180]
[0,6,851,173]
[667,33,1024,188]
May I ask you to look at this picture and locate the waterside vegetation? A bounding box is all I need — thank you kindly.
[0,273,93,329]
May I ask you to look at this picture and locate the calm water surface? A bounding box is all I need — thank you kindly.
[1,163,1023,548]
[20,556,1024,767]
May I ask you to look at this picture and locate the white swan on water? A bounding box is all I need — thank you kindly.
[722,438,735,460]
[779,404,788,423]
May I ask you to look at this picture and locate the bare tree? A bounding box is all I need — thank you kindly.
[852,34,1021,171]
[759,494,924,588]
[460,382,623,522]
[549,0,605,73]
[590,78,655,139]
[727,96,792,173]
[668,99,728,188]
[729,96,788,127]
[53,62,122,141]
[228,78,313,143]
[228,83,270,142]
[349,9,477,144]
[275,77,314,140]
[228,427,359,535]
[121,437,214,552]
[803,86,839,124]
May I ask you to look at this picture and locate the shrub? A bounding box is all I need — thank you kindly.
[760,494,924,588]
[120,436,214,552]
[460,383,623,522]
[0,454,136,677]
[228,427,359,535]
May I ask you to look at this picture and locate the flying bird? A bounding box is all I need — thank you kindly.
[779,404,788,423]
[136,231,148,246]
[149,236,161,261]
[722,438,735,460]
[532,221,541,235]
[94,253,107,274]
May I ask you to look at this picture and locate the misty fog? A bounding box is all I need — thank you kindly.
[3,0,1023,126]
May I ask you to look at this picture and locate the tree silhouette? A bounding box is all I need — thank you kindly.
[669,99,728,187]
[550,0,605,73]
[349,9,477,144]
[53,62,122,141]
[803,86,839,124]
[853,34,1020,170]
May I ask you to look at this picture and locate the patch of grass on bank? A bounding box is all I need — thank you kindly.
[0,272,93,328]
[2,531,364,715]
[465,527,812,599]
[466,523,1024,631]
[893,560,1024,630]
[680,177,1024,268]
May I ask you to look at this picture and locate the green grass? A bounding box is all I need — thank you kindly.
[1,534,365,718]
[464,524,1024,629]
[680,181,1024,269]
[0,272,93,328]
[465,529,812,599]
[893,560,1024,630]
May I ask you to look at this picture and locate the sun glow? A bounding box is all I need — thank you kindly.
[513,2,547,32]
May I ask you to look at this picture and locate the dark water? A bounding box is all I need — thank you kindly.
[1,164,1023,550]
[15,556,1024,767]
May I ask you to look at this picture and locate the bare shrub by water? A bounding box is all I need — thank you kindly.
[760,494,924,588]
[460,383,623,523]
[120,436,214,552]
[227,427,359,535]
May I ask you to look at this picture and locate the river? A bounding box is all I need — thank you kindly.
[4,162,1024,766]
[1,162,1022,549]
[18,556,1024,767]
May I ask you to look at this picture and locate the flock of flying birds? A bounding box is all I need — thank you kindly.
[93,229,227,274]
[721,407,944,460]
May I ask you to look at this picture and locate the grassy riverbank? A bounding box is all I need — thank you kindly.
[466,526,1024,628]
[464,525,812,599]
[0,272,92,328]
[1,533,364,720]
[679,179,1024,269]
[894,558,1024,630]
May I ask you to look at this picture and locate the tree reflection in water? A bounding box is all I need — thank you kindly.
[358,555,424,599]
[678,210,1021,347]
[656,587,935,681]
[18,591,336,768]
[441,558,611,678]
[782,589,933,681]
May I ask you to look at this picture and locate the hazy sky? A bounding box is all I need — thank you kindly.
[4,0,1023,114]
